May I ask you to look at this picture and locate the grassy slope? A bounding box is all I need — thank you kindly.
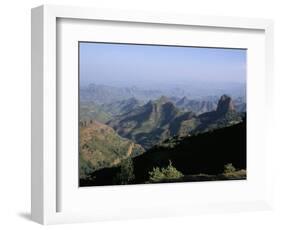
[79,121,144,179]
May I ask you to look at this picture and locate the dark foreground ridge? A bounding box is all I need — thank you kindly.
[80,118,246,186]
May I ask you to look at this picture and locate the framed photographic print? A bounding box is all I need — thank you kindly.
[31,5,274,225]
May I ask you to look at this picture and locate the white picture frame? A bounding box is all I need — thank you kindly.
[31,5,274,225]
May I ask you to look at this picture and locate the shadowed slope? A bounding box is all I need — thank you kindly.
[83,119,246,186]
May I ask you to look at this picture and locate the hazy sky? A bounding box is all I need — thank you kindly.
[79,42,246,87]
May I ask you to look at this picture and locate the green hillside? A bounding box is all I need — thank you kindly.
[100,97,143,116]
[80,102,112,123]
[79,120,144,179]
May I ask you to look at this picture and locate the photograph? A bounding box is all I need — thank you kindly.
[79,42,247,187]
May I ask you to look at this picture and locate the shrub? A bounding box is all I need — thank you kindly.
[224,163,236,174]
[149,160,183,183]
[223,163,246,179]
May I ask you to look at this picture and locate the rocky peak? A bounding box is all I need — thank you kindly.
[156,95,170,104]
[216,95,235,114]
[125,97,139,105]
[176,96,188,106]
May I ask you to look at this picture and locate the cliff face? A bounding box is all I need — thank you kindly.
[216,94,235,115]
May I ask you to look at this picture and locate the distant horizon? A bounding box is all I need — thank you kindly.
[80,80,246,88]
[79,42,247,89]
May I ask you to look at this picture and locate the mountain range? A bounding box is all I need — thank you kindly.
[80,98,143,123]
[80,84,246,125]
[80,83,246,106]
[107,95,243,149]
[175,96,217,114]
[80,83,162,104]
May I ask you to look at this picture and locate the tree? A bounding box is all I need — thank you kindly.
[79,158,95,181]
[114,158,135,185]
